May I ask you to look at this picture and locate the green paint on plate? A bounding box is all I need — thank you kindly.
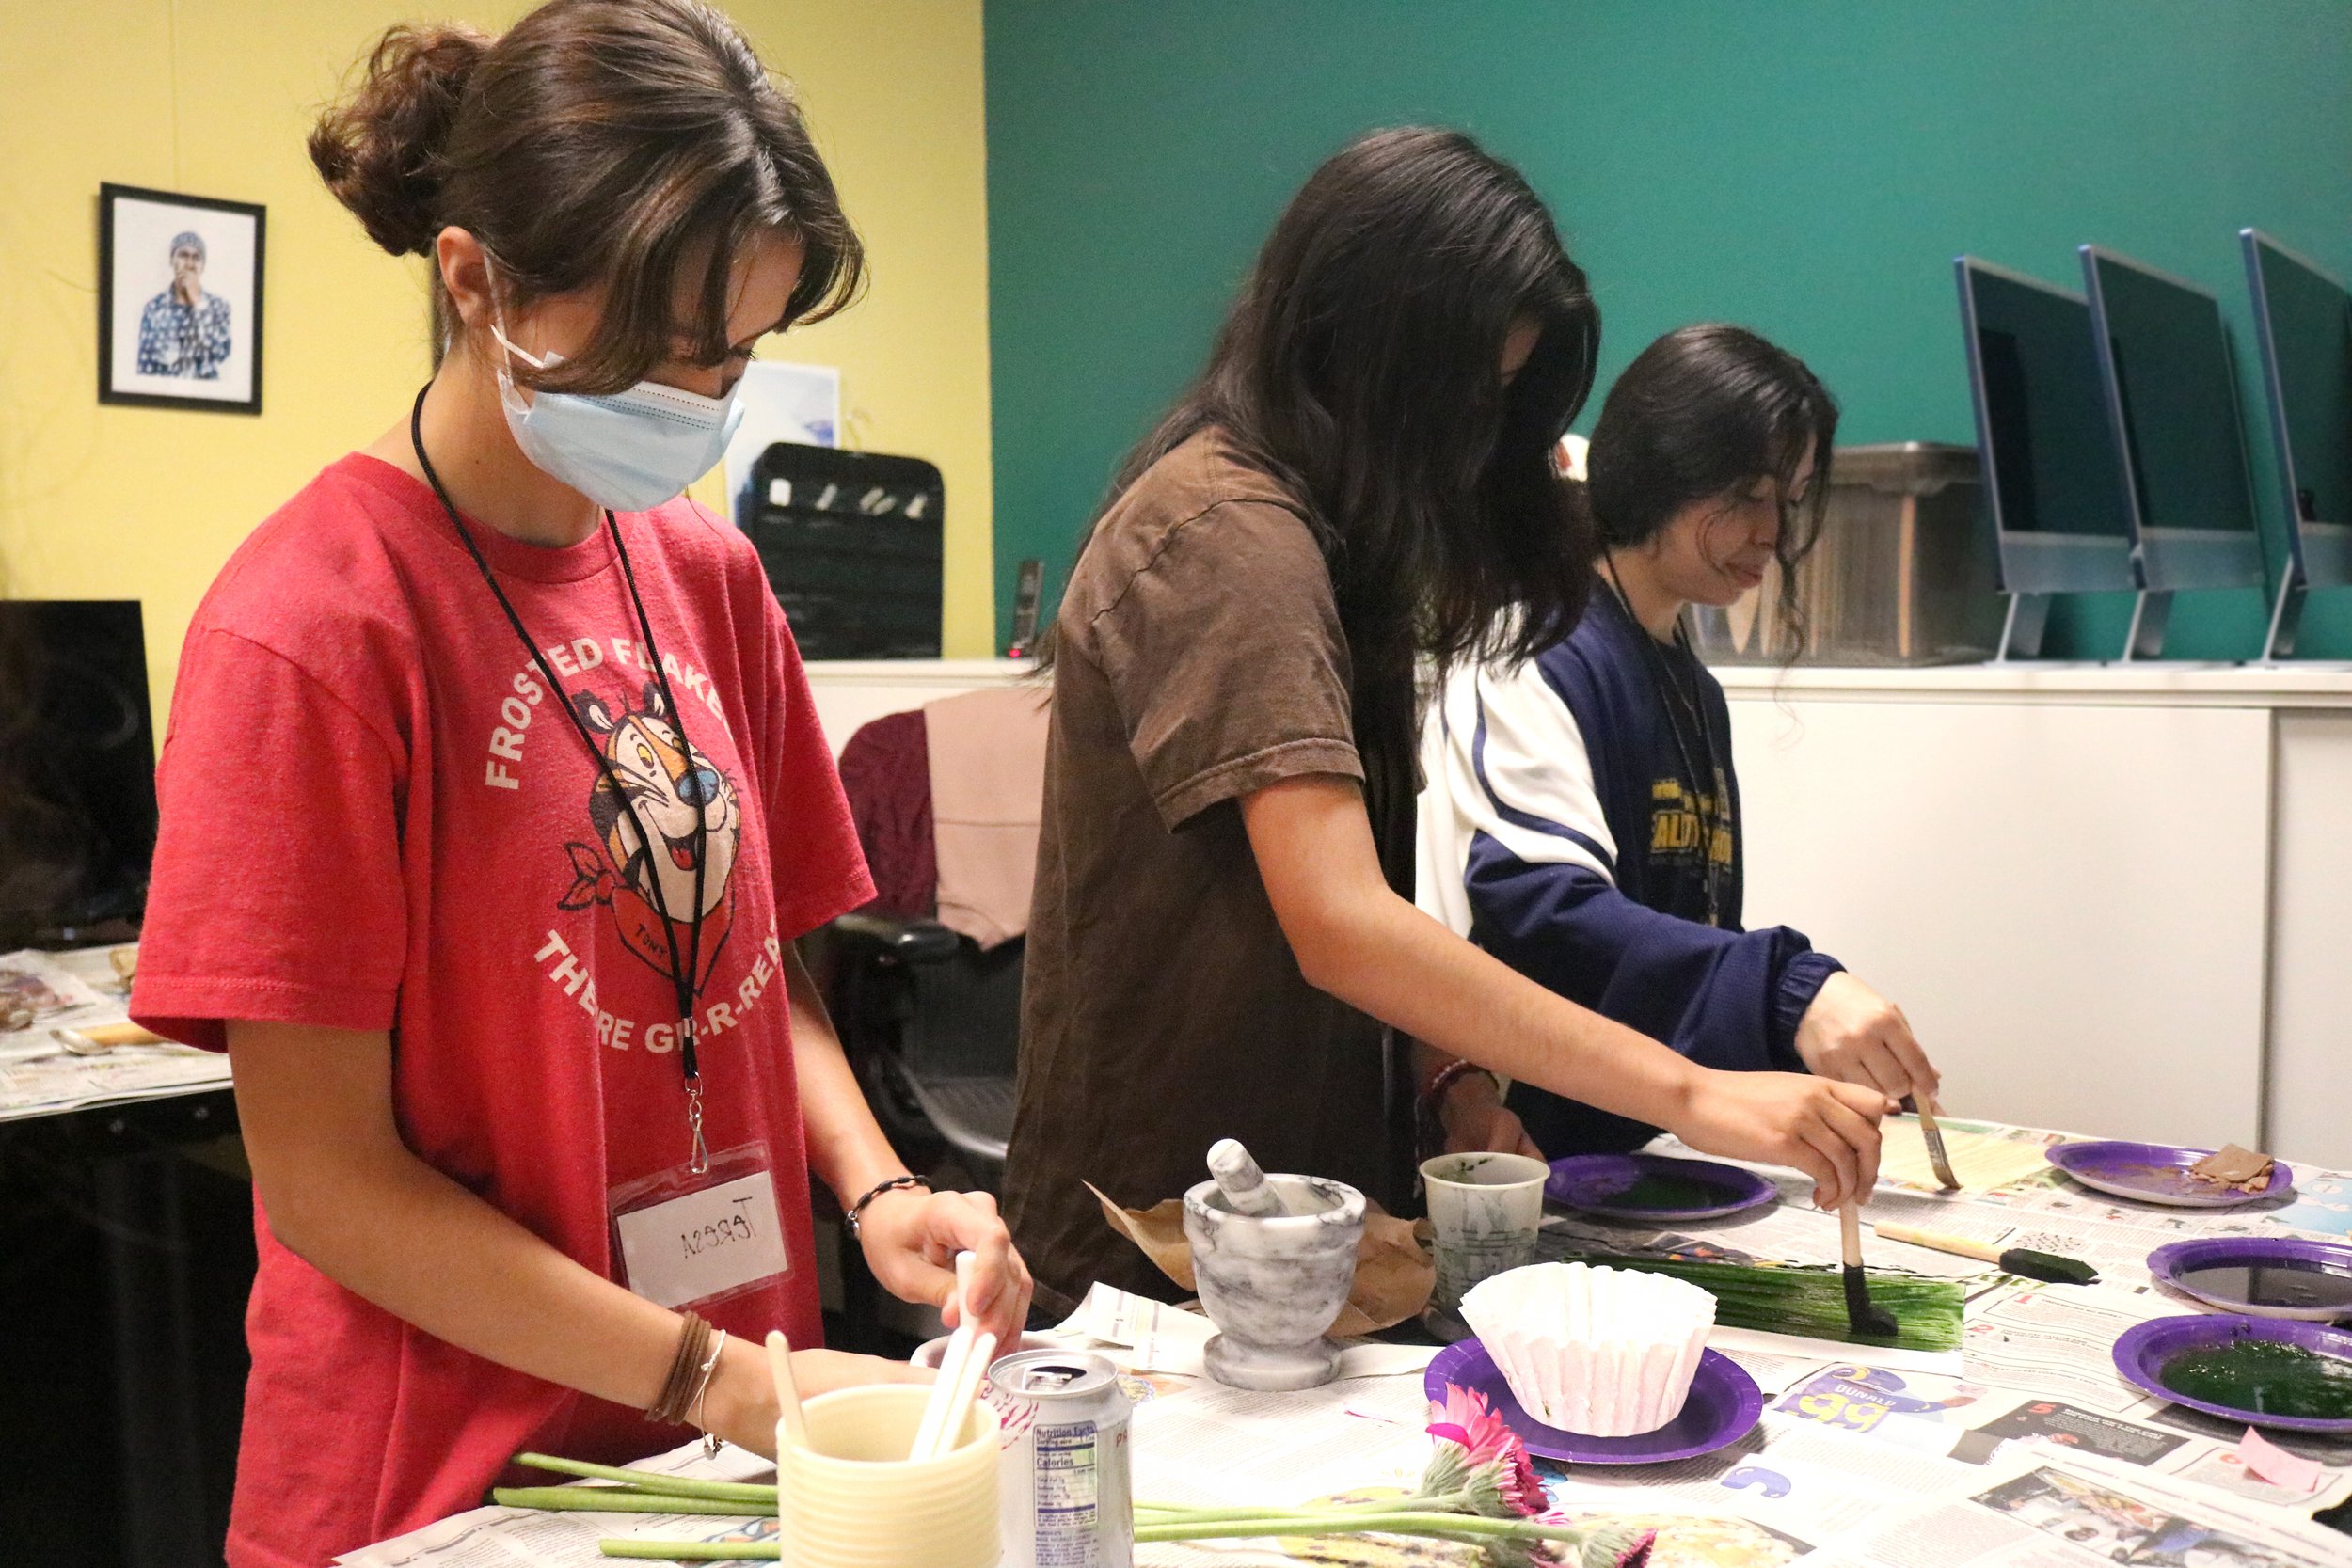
[2158,1339,2352,1420]
[1607,1172,1739,1210]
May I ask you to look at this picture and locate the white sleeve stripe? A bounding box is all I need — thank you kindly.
[1416,655,1617,942]
[1471,690,1617,878]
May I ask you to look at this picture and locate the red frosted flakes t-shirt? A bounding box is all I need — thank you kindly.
[131,454,872,1568]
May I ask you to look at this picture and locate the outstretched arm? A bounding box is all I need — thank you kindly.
[1242,776,1891,1207]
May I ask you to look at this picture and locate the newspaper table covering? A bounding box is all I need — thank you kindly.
[0,944,230,1122]
[341,1119,2352,1568]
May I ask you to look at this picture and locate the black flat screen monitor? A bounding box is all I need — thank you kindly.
[1956,257,2135,594]
[0,600,157,943]
[2080,245,2266,593]
[2242,229,2352,588]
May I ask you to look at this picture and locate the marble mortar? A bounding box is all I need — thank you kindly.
[1183,1173,1365,1391]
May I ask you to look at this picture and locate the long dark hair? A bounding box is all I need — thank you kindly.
[1050,126,1599,811]
[310,0,863,394]
[1588,324,1839,646]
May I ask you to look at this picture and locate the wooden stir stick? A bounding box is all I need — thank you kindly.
[765,1329,807,1450]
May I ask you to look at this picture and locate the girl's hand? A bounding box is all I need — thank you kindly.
[1438,1072,1545,1159]
[1670,1069,1894,1210]
[857,1186,1034,1346]
[1796,973,1941,1102]
[704,1337,930,1457]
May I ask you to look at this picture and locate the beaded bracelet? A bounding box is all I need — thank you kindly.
[1416,1059,1505,1164]
[1422,1057,1502,1111]
[845,1174,932,1241]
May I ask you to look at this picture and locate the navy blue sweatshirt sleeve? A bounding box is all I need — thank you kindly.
[1416,618,1840,1154]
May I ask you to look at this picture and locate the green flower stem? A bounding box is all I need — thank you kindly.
[510,1454,776,1508]
[599,1543,779,1560]
[1134,1492,1469,1523]
[494,1486,759,1516]
[1135,1511,1605,1545]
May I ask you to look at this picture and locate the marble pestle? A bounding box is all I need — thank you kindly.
[1205,1138,1290,1217]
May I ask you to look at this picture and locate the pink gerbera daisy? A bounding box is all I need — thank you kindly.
[1426,1386,1547,1517]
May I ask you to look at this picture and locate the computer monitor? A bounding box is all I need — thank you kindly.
[0,600,157,944]
[1955,257,2136,657]
[2080,245,2267,657]
[2242,229,2352,657]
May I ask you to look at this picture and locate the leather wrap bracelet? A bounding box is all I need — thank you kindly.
[845,1174,932,1240]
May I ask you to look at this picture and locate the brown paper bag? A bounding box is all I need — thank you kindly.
[1089,1183,1434,1336]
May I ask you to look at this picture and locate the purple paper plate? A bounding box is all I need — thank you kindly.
[2112,1314,2352,1433]
[2045,1141,2294,1209]
[2148,1237,2352,1322]
[1544,1153,1779,1222]
[1425,1338,1763,1465]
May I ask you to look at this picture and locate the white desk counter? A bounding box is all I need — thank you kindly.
[803,659,2352,1169]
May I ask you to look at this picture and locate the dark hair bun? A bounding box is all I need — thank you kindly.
[310,24,490,258]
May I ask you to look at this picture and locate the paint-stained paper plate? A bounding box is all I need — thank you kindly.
[2112,1314,2352,1433]
[1545,1153,1778,1222]
[2046,1141,2293,1209]
[2147,1237,2352,1322]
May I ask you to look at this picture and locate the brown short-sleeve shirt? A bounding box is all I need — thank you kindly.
[1004,431,1407,1313]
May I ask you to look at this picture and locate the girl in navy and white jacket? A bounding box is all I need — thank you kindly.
[1419,324,1943,1159]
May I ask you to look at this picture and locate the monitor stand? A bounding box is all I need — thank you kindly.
[2122,590,2172,660]
[1996,593,2052,661]
[2262,572,2306,662]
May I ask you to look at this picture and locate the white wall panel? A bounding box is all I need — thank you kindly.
[1727,697,2271,1148]
[2267,712,2352,1168]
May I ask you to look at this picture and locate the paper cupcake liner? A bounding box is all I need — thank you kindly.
[1460,1261,1715,1436]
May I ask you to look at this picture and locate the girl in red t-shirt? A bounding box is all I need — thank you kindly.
[130,5,1030,1564]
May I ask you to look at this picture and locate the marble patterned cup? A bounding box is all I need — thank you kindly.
[1183,1174,1366,1391]
[1421,1151,1550,1314]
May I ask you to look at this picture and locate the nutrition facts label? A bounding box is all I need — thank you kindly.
[1031,1419,1101,1565]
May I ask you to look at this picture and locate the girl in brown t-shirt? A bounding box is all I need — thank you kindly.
[1005,127,1896,1313]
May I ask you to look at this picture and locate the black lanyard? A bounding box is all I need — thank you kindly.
[1601,554,1724,927]
[408,386,715,1171]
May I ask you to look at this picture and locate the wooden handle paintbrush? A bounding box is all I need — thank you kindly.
[1915,1093,1961,1193]
[1873,1221,2098,1285]
[1839,1201,1898,1338]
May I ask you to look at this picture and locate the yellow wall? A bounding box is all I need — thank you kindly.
[0,0,995,731]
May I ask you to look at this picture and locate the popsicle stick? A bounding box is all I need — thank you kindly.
[911,1331,968,1461]
[764,1330,806,1450]
[919,1331,996,1463]
[909,1253,980,1461]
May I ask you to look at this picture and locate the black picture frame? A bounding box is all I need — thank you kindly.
[98,182,266,415]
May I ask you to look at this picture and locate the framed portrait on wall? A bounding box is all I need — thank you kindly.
[98,183,265,414]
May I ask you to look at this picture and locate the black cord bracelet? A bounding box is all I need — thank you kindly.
[845,1175,932,1240]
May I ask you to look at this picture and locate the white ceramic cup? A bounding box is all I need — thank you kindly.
[776,1384,1000,1567]
[1421,1150,1550,1313]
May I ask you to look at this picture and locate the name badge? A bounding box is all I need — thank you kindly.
[613,1167,789,1309]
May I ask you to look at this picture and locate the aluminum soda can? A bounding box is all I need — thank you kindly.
[986,1348,1133,1568]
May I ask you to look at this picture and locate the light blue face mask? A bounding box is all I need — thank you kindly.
[492,323,746,513]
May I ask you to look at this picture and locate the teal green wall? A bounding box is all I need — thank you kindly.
[984,0,2352,659]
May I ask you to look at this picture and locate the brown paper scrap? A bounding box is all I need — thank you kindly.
[2189,1143,2275,1194]
[1088,1182,1434,1335]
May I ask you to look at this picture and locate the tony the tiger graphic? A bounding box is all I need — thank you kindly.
[559,679,740,987]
